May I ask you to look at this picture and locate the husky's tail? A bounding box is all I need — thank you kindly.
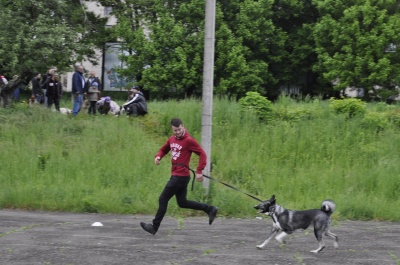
[321,200,336,215]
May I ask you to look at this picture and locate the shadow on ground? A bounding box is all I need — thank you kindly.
[0,210,399,265]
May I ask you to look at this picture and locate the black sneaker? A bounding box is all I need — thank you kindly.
[208,206,218,225]
[140,222,157,235]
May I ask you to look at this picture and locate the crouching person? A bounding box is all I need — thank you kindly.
[122,85,147,117]
[96,96,112,115]
[96,96,120,115]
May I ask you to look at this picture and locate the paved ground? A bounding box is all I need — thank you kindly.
[0,210,399,265]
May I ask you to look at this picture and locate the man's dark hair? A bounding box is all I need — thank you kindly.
[171,118,183,127]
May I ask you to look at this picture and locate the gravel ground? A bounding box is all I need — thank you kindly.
[0,209,399,265]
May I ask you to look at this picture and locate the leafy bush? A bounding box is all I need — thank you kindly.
[274,107,315,122]
[329,98,366,118]
[361,112,390,132]
[238,91,273,120]
[386,109,400,128]
[272,95,328,122]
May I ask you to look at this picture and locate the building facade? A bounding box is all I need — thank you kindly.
[63,2,125,92]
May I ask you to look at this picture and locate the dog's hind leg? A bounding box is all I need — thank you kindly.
[310,239,325,253]
[275,231,288,244]
[310,229,326,253]
[326,230,339,248]
[257,229,279,249]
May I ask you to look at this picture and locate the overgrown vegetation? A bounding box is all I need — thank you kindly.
[1,96,400,221]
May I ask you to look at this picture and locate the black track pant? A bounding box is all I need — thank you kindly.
[127,103,146,116]
[152,176,211,230]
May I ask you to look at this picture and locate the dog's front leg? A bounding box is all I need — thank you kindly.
[257,227,279,249]
[275,231,288,244]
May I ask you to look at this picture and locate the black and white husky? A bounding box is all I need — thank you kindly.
[254,195,339,253]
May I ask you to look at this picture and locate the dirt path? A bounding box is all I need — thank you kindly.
[0,210,399,265]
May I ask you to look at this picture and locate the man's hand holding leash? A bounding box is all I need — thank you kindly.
[195,173,203,182]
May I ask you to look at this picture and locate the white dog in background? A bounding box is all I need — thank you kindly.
[59,108,72,115]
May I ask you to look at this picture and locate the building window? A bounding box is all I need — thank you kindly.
[104,7,113,16]
[103,42,135,91]
[385,43,396,53]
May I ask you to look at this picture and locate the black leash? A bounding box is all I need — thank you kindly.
[173,163,263,202]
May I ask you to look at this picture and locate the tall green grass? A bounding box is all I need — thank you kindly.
[1,97,399,221]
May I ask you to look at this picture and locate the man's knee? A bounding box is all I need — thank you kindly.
[176,198,190,208]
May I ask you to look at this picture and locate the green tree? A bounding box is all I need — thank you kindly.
[140,0,205,97]
[99,0,288,99]
[313,0,400,99]
[98,0,205,98]
[269,0,320,96]
[96,0,400,100]
[0,0,109,78]
[215,0,283,98]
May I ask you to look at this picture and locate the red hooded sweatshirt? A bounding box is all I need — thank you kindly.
[155,130,207,176]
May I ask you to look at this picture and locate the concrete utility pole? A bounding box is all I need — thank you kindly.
[201,0,216,192]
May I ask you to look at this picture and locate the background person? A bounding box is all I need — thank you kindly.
[87,82,100,115]
[121,85,147,116]
[85,70,101,93]
[140,118,218,235]
[12,75,22,101]
[43,73,62,111]
[0,72,8,85]
[41,68,55,106]
[71,65,85,116]
[31,73,43,104]
[96,96,112,115]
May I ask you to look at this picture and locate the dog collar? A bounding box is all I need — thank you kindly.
[267,212,277,224]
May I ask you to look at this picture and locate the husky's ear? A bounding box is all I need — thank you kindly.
[270,195,275,201]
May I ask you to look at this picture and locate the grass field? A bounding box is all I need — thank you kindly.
[1,96,399,221]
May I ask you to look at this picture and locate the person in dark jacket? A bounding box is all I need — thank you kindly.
[41,68,55,106]
[31,73,43,104]
[43,73,62,111]
[140,118,218,235]
[121,86,148,116]
[71,65,85,116]
[12,75,22,101]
